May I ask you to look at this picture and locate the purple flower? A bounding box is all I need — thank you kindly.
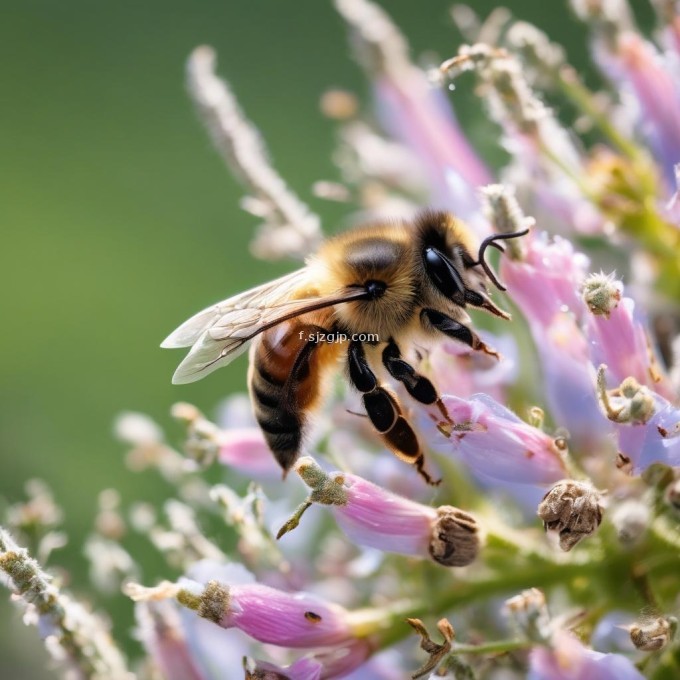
[501,232,612,447]
[615,393,680,472]
[608,32,680,185]
[136,601,205,680]
[331,473,437,557]
[424,332,518,403]
[430,393,567,486]
[218,427,282,480]
[335,0,492,227]
[281,459,480,567]
[332,474,480,567]
[177,578,357,649]
[585,283,674,400]
[529,631,644,680]
[245,657,323,680]
[501,231,589,329]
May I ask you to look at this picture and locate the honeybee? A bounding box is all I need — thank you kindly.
[162,211,527,485]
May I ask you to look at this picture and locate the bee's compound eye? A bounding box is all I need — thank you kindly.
[423,247,464,301]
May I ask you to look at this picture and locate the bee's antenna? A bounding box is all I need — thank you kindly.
[471,228,530,291]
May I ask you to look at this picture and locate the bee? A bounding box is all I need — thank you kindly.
[162,211,528,485]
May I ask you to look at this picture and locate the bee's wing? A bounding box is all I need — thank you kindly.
[163,268,366,385]
[161,268,310,349]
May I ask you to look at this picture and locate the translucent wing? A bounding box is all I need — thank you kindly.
[162,268,366,385]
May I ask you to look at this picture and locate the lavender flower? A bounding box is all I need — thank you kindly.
[136,601,205,680]
[429,394,567,486]
[335,0,492,226]
[596,30,680,185]
[280,458,480,567]
[244,657,323,680]
[174,579,358,649]
[529,630,645,680]
[585,275,674,398]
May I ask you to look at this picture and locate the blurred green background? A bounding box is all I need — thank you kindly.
[0,0,605,675]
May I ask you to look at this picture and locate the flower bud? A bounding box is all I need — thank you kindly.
[504,588,551,641]
[171,402,222,466]
[537,481,604,551]
[582,272,621,317]
[597,367,656,425]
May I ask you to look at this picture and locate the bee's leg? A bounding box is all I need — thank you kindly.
[382,339,451,424]
[347,340,440,486]
[421,308,500,359]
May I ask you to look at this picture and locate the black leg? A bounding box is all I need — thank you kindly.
[347,340,440,486]
[382,339,451,423]
[421,309,500,359]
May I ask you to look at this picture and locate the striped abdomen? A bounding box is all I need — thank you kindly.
[248,318,340,474]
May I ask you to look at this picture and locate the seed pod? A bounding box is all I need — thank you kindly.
[428,506,480,567]
[537,480,604,551]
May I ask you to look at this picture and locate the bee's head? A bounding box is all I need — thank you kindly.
[416,210,528,320]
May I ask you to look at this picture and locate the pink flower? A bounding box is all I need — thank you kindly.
[335,0,491,227]
[245,657,322,680]
[136,601,205,680]
[616,393,680,472]
[425,332,518,402]
[501,231,589,330]
[612,32,680,184]
[282,459,480,567]
[331,474,480,567]
[218,427,282,480]
[431,394,567,486]
[501,232,612,447]
[178,578,357,649]
[249,641,380,680]
[529,630,644,680]
[586,291,674,400]
[331,474,436,558]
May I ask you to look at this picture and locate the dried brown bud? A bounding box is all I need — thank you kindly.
[407,617,455,679]
[630,616,676,652]
[429,506,480,567]
[537,480,604,551]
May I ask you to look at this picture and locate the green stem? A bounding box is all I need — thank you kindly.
[452,639,534,655]
[371,554,627,649]
[557,66,641,160]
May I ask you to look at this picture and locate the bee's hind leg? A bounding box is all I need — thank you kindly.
[382,338,452,425]
[347,340,440,486]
